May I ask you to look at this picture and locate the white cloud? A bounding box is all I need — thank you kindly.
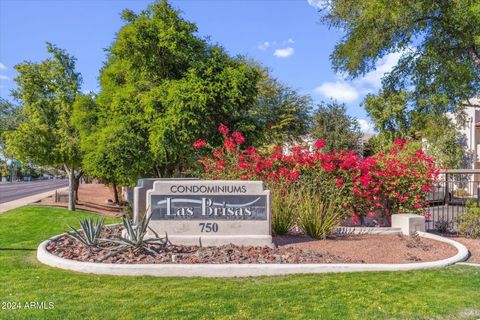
[358,119,374,133]
[307,0,326,9]
[314,80,359,103]
[257,41,270,51]
[314,49,409,103]
[258,39,295,55]
[274,47,295,58]
[356,51,403,89]
[0,63,9,82]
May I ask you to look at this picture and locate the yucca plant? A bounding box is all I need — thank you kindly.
[297,189,345,239]
[100,213,169,261]
[67,217,105,248]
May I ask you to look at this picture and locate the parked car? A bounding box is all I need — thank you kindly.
[427,184,451,205]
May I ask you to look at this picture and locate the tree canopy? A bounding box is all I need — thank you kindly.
[5,43,83,210]
[77,0,312,185]
[364,90,465,168]
[318,0,480,167]
[310,101,362,153]
[252,65,312,145]
[0,98,23,160]
[88,1,260,184]
[319,0,480,112]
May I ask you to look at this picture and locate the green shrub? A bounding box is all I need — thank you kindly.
[271,187,298,236]
[458,206,480,238]
[465,199,478,209]
[296,189,345,239]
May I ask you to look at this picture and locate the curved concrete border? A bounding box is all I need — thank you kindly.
[37,231,469,277]
[457,262,480,267]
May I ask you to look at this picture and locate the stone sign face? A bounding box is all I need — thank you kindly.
[133,178,198,224]
[146,180,272,247]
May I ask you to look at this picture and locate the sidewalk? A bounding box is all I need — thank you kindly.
[0,187,69,213]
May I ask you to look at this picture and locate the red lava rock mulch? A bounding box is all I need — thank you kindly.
[275,234,458,264]
[47,227,458,265]
[35,183,123,217]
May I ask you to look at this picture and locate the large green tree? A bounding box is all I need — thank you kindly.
[319,0,480,111]
[364,90,465,167]
[252,65,312,145]
[88,1,295,185]
[73,94,148,201]
[310,101,362,152]
[76,1,313,187]
[91,1,210,184]
[5,43,83,210]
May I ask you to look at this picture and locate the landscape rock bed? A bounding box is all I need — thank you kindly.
[46,226,458,265]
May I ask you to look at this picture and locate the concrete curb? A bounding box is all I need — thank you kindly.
[0,187,69,213]
[456,262,480,267]
[36,231,469,277]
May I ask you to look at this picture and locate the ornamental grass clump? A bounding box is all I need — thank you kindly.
[271,187,298,236]
[296,190,345,239]
[67,217,105,248]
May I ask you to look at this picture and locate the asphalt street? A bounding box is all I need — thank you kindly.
[0,179,68,204]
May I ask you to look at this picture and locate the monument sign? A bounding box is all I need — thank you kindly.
[145,180,272,246]
[133,178,197,224]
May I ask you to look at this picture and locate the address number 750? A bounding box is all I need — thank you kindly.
[199,223,218,233]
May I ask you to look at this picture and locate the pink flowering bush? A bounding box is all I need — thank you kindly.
[193,124,438,235]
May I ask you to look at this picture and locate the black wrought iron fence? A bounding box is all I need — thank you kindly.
[425,169,480,232]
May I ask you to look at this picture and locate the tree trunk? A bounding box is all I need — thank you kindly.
[67,169,76,211]
[74,172,84,201]
[64,166,84,211]
[112,180,119,203]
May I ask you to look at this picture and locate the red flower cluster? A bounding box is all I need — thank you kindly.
[218,123,230,136]
[193,139,207,149]
[314,139,325,149]
[194,126,438,221]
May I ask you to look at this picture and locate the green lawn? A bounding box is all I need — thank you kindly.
[0,206,480,320]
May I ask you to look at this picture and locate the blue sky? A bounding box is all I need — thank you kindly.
[0,0,402,132]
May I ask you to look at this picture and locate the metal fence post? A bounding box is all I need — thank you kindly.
[444,172,449,206]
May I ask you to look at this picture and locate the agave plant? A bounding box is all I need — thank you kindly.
[67,217,105,248]
[100,213,169,261]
